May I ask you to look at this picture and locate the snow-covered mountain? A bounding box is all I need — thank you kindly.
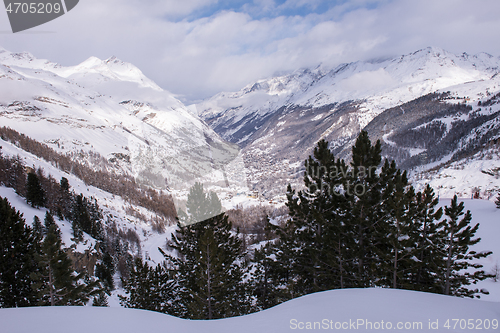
[0,47,240,191]
[195,47,500,199]
[1,46,500,323]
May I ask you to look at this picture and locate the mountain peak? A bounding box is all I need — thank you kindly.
[105,55,119,63]
[77,56,104,69]
[71,55,162,91]
[413,46,450,56]
[104,56,127,66]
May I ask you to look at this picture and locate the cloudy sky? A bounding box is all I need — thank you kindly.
[1,0,500,103]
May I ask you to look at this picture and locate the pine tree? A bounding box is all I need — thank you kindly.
[9,155,26,196]
[44,211,56,232]
[377,162,418,289]
[26,172,45,208]
[163,183,249,319]
[437,195,492,298]
[32,223,99,305]
[92,291,109,307]
[179,182,222,226]
[95,251,115,293]
[251,239,292,310]
[0,149,6,185]
[495,192,500,209]
[58,177,72,219]
[0,197,39,307]
[410,184,443,293]
[344,130,384,287]
[71,194,103,241]
[119,257,173,313]
[71,194,89,242]
[265,197,303,299]
[33,215,44,238]
[281,139,352,295]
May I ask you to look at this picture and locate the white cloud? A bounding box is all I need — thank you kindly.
[338,68,395,92]
[1,0,500,103]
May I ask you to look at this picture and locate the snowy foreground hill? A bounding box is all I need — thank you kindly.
[1,289,500,333]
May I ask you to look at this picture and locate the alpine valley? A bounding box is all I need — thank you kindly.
[1,45,500,309]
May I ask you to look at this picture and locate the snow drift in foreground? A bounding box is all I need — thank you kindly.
[2,288,499,333]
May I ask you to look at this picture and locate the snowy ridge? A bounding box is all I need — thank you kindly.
[1,288,500,333]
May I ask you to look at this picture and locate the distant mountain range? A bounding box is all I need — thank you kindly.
[195,47,500,199]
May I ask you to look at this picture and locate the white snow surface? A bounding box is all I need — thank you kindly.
[412,147,500,200]
[1,288,499,333]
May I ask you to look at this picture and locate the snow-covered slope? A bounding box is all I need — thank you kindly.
[0,47,240,191]
[1,288,499,333]
[0,135,176,265]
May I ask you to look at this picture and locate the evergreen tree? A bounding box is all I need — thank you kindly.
[377,162,418,289]
[119,257,173,313]
[33,215,44,238]
[179,182,222,226]
[437,196,492,298]
[95,251,115,293]
[496,192,500,209]
[44,211,56,233]
[71,219,84,243]
[71,194,103,242]
[9,155,26,196]
[0,149,5,185]
[410,184,443,293]
[163,183,249,319]
[0,197,39,307]
[60,177,70,192]
[280,139,352,295]
[251,239,292,310]
[264,198,303,299]
[71,194,89,243]
[58,177,72,220]
[92,291,109,307]
[32,223,99,305]
[26,172,45,208]
[344,130,384,287]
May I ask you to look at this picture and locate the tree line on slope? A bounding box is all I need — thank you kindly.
[0,148,142,307]
[0,126,177,224]
[118,131,492,319]
[0,197,102,307]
